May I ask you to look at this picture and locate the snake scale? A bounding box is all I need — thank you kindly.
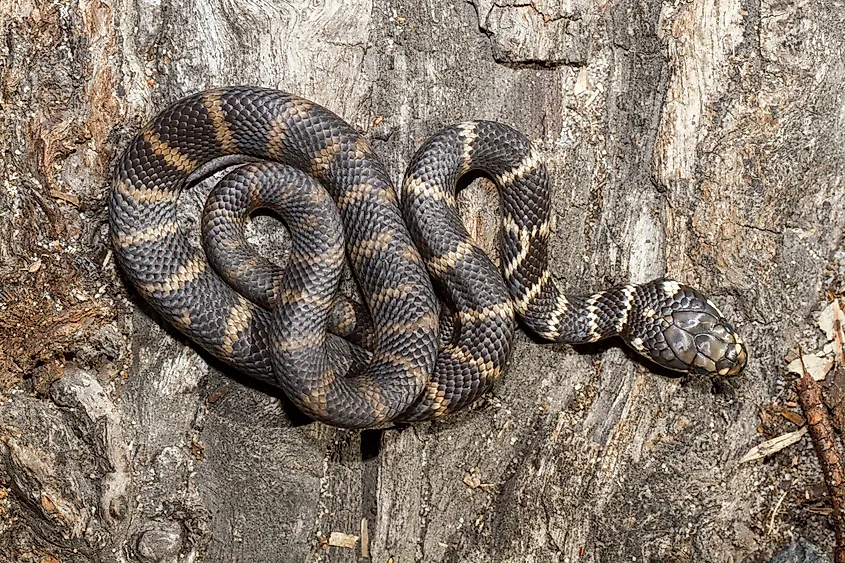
[109,86,747,428]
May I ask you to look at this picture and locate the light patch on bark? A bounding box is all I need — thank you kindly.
[653,0,746,184]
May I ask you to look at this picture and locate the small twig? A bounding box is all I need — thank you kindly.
[795,351,845,563]
[767,489,789,536]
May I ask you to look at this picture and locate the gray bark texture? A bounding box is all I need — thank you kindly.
[1,0,844,561]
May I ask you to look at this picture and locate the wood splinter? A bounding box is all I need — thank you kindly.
[795,352,845,563]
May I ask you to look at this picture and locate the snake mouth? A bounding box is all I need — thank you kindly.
[715,335,748,377]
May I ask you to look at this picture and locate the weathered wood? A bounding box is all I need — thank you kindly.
[0,0,843,561]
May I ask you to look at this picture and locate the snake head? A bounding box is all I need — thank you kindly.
[663,308,747,377]
[627,285,748,377]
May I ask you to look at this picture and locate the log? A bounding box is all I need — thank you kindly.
[0,0,843,560]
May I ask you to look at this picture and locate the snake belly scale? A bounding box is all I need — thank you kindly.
[109,86,748,428]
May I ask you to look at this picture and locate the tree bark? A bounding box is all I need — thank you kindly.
[1,0,843,561]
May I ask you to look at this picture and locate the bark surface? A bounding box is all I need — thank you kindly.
[1,0,843,561]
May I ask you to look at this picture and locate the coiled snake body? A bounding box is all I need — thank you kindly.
[109,87,747,428]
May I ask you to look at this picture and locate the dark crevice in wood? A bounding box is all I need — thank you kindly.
[360,428,382,558]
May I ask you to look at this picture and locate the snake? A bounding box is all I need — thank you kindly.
[108,86,748,428]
